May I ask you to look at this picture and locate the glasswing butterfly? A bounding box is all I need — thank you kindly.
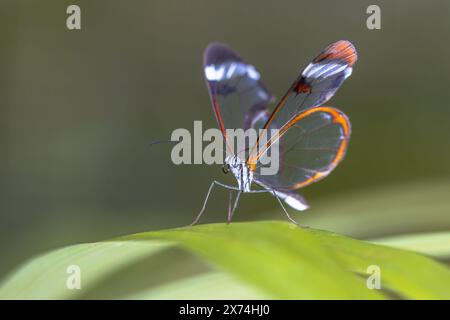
[191,40,357,225]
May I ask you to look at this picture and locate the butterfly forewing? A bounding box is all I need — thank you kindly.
[203,43,273,142]
[263,40,357,131]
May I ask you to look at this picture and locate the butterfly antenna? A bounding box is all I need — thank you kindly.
[147,139,176,149]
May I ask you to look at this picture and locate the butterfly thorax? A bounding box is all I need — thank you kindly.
[225,155,253,192]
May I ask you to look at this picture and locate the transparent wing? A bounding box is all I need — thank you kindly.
[263,40,357,131]
[203,42,273,137]
[253,106,351,190]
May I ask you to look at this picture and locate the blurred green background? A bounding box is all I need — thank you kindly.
[1,0,450,277]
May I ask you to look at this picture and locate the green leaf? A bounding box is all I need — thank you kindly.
[121,222,385,299]
[123,272,270,300]
[308,228,450,299]
[1,221,449,299]
[0,240,172,299]
[370,231,450,259]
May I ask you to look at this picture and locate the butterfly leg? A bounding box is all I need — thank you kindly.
[271,190,301,226]
[189,181,216,226]
[227,190,234,224]
[189,181,239,226]
[227,190,242,224]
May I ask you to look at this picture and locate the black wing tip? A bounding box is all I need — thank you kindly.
[203,42,243,66]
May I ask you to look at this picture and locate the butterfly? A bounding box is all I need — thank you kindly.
[191,40,357,225]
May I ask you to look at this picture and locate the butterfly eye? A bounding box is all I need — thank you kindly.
[222,164,230,174]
